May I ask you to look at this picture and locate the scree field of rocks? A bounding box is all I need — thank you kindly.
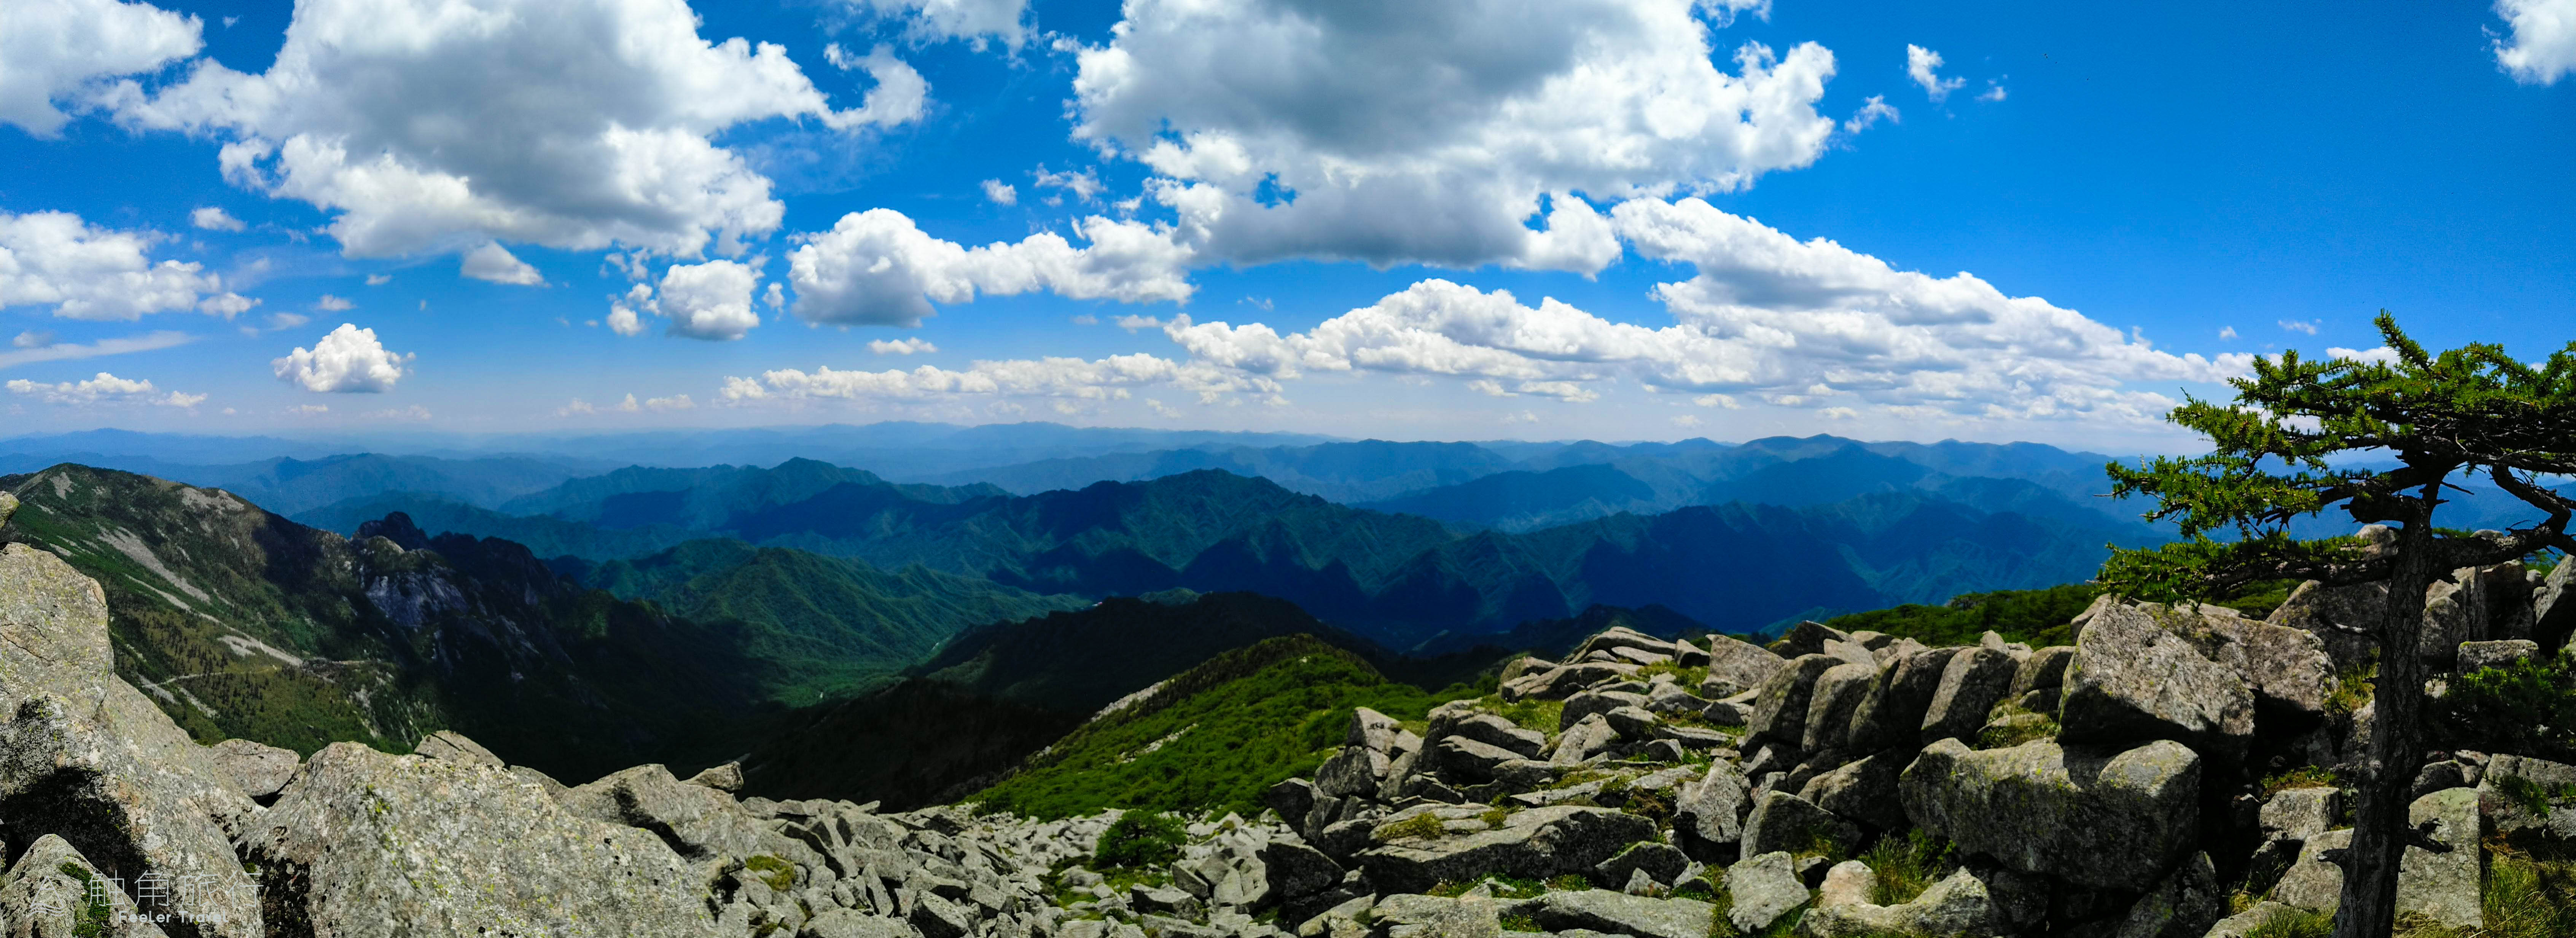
[5,490,2576,937]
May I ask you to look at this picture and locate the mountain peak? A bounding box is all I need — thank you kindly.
[356,511,432,550]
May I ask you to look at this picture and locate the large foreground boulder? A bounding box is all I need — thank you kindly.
[1354,806,1657,894]
[0,542,264,938]
[2057,604,2253,761]
[1899,738,2201,891]
[250,742,715,937]
[1510,890,1713,938]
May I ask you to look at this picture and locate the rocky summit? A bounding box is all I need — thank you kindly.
[5,508,2576,936]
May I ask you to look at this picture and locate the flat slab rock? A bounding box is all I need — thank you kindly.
[1510,889,1713,938]
[1355,806,1655,895]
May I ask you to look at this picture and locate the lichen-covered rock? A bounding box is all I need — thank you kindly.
[1846,648,1956,752]
[563,763,801,868]
[1315,745,1392,797]
[1348,708,1403,754]
[2537,554,2576,652]
[2458,639,2540,673]
[1815,861,1875,909]
[1440,714,1546,760]
[2112,851,2222,938]
[1354,806,1657,895]
[2259,787,2340,841]
[0,543,264,938]
[1746,654,1841,748]
[414,729,505,767]
[2240,624,2333,727]
[1,834,172,938]
[250,742,713,937]
[1434,736,1524,783]
[2481,755,2576,839]
[1797,753,1904,831]
[2269,829,2350,914]
[1560,691,1649,732]
[1675,759,1752,849]
[1721,852,1809,934]
[798,908,917,938]
[1899,738,2200,891]
[2397,787,2484,929]
[1551,714,1619,766]
[1512,890,1713,938]
[2268,579,2391,675]
[1703,636,1786,699]
[205,737,301,799]
[1770,621,1852,659]
[1739,791,1858,861]
[2057,604,2253,760]
[1799,662,1876,755]
[2010,647,2076,697]
[1592,842,1688,889]
[687,761,747,792]
[1801,866,2012,938]
[1919,647,2018,745]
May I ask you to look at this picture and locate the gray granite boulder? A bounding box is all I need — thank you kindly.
[205,737,301,800]
[1845,648,1956,752]
[1797,753,1905,831]
[2113,851,2223,938]
[1801,866,2017,938]
[1739,791,1858,861]
[563,762,796,867]
[1703,635,1786,699]
[1675,759,1753,848]
[0,543,264,938]
[2458,639,2540,672]
[1746,654,1842,748]
[1899,738,2200,891]
[1354,806,1657,894]
[2397,787,2485,929]
[1,834,172,938]
[1799,662,1877,755]
[1722,852,1809,933]
[1920,647,2019,745]
[250,742,713,937]
[1770,621,1852,659]
[414,729,505,767]
[1512,890,1713,938]
[2057,603,2253,760]
[2269,829,2351,914]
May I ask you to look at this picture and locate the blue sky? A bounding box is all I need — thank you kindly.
[1,0,2569,450]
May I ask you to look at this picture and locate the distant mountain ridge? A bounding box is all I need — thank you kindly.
[304,461,2170,644]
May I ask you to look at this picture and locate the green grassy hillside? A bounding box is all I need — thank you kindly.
[970,636,1480,820]
[571,539,1086,702]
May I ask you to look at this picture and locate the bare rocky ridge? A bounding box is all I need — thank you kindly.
[5,496,2575,936]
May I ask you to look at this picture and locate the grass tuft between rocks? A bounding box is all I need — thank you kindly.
[1860,830,1956,906]
[2245,905,2333,938]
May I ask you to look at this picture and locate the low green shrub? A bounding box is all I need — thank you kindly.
[1375,813,1447,842]
[1094,812,1187,869]
[2443,657,2576,762]
[742,854,797,892]
[2259,766,2340,796]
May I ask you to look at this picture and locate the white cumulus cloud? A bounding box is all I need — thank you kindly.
[2496,0,2576,85]
[981,179,1017,205]
[1906,45,1965,102]
[785,209,1193,327]
[116,0,920,262]
[608,259,764,340]
[6,371,202,407]
[820,43,929,127]
[1070,0,1839,273]
[460,243,544,286]
[1148,200,2253,425]
[0,209,251,319]
[869,337,937,354]
[190,206,245,231]
[271,322,412,392]
[0,0,200,136]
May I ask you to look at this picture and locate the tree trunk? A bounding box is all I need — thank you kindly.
[2333,479,2445,938]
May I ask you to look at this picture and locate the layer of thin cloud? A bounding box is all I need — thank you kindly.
[0,210,253,319]
[785,209,1193,327]
[720,354,1275,405]
[1070,0,1838,272]
[2496,0,2576,85]
[6,371,202,407]
[115,0,923,261]
[869,337,936,354]
[272,322,412,392]
[0,0,200,136]
[0,330,194,369]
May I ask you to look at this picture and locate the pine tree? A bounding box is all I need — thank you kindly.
[2099,313,2576,938]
